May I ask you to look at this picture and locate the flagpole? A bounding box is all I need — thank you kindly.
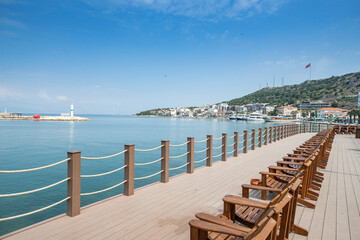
[310,65,311,80]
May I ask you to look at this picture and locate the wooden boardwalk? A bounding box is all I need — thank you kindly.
[4,133,359,239]
[291,134,360,240]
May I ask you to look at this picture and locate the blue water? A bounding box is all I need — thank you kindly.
[0,115,283,235]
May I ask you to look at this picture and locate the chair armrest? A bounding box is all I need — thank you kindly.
[189,219,248,237]
[195,213,251,233]
[276,161,302,166]
[259,171,296,178]
[268,166,300,172]
[222,195,268,209]
[242,184,283,193]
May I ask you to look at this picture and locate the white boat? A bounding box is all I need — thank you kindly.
[264,118,300,123]
[247,113,265,122]
[229,114,237,120]
[236,114,247,121]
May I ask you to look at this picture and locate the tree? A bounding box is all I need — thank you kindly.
[331,101,338,107]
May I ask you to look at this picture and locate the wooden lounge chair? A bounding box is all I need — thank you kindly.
[190,192,294,240]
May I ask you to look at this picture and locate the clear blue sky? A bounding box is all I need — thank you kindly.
[1,0,359,114]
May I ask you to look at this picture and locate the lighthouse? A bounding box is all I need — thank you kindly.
[70,104,74,117]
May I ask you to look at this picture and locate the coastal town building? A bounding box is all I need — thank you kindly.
[317,107,349,119]
[298,101,330,110]
[277,106,297,116]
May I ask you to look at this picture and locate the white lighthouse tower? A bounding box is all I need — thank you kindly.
[70,104,74,117]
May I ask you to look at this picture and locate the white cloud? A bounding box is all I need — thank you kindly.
[0,17,25,28]
[0,86,23,99]
[84,0,287,19]
[56,96,68,101]
[38,90,51,100]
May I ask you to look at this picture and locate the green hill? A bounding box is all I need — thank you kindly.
[227,72,360,109]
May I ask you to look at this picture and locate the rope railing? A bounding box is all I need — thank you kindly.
[169,162,189,171]
[194,148,208,153]
[212,152,223,158]
[194,138,209,143]
[194,157,208,164]
[134,157,163,166]
[228,134,235,139]
[0,158,70,173]
[81,150,127,160]
[135,145,163,152]
[227,149,235,155]
[169,141,189,147]
[228,142,235,147]
[0,178,70,198]
[169,152,189,159]
[238,139,245,144]
[0,197,70,222]
[81,165,127,178]
[134,170,163,180]
[81,180,127,196]
[213,144,224,150]
[238,133,245,137]
[213,136,223,141]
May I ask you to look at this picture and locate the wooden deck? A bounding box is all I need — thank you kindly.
[4,133,359,239]
[291,134,360,240]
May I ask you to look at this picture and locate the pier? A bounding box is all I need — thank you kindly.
[1,123,359,239]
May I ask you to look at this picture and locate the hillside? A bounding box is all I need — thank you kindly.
[227,72,360,109]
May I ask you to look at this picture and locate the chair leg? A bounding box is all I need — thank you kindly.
[298,198,315,209]
[293,224,309,236]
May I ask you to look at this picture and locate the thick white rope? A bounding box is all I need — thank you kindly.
[135,145,163,152]
[169,162,189,171]
[228,142,235,147]
[169,152,189,159]
[238,140,245,144]
[194,148,208,153]
[227,149,236,155]
[194,157,208,164]
[213,144,224,150]
[81,150,127,160]
[170,141,189,147]
[81,165,127,178]
[0,158,70,173]
[228,134,235,139]
[194,138,208,143]
[0,178,70,198]
[134,157,163,166]
[81,180,127,196]
[238,133,245,137]
[134,170,163,180]
[213,136,224,141]
[212,153,223,158]
[0,197,70,221]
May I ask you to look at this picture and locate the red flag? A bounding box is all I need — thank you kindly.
[305,63,311,68]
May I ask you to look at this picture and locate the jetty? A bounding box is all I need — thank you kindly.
[1,123,359,239]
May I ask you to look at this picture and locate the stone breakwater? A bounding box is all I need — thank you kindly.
[0,115,89,121]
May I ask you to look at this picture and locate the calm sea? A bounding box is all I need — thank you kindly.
[0,115,282,235]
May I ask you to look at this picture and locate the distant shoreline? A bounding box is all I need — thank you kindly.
[0,116,90,121]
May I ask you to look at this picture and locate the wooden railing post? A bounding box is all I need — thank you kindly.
[258,128,262,148]
[273,126,277,142]
[161,140,169,183]
[269,127,272,143]
[251,129,255,150]
[67,150,81,217]
[222,133,227,161]
[310,123,313,133]
[318,123,321,132]
[264,128,268,145]
[206,135,213,166]
[327,124,330,129]
[243,131,248,153]
[281,126,284,139]
[187,137,194,173]
[234,132,239,157]
[124,144,135,196]
[278,126,280,140]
